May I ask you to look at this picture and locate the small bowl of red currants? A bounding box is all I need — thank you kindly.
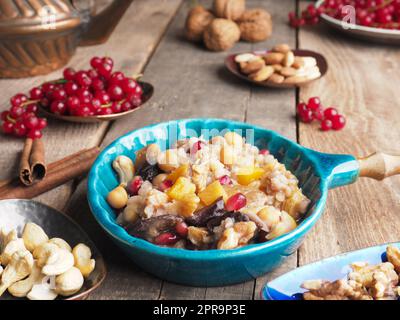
[1,56,154,138]
[289,0,400,44]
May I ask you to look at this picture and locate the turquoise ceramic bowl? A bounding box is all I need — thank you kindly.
[87,118,360,286]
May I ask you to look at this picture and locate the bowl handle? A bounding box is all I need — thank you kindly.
[358,152,400,180]
[308,150,359,189]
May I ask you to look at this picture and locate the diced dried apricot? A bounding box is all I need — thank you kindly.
[166,177,196,201]
[167,164,189,183]
[236,167,264,185]
[177,193,200,217]
[198,180,227,206]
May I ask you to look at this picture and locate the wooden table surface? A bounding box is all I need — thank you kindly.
[1,0,400,300]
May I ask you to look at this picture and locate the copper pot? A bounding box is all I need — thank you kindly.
[0,0,133,78]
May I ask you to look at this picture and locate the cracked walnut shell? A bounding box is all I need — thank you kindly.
[185,6,215,42]
[213,0,245,21]
[237,9,272,43]
[203,19,240,51]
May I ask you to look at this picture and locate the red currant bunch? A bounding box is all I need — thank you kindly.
[289,0,400,30]
[41,56,144,117]
[1,93,47,139]
[297,97,346,131]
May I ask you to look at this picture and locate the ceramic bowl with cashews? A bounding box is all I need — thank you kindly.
[0,222,96,300]
[225,44,328,88]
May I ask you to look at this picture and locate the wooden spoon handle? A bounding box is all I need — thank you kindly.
[358,152,400,180]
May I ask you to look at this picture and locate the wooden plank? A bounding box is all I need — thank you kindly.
[0,0,182,211]
[94,0,297,300]
[63,0,184,300]
[298,1,400,267]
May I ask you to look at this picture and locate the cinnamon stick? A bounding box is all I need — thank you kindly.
[0,147,100,200]
[19,138,46,186]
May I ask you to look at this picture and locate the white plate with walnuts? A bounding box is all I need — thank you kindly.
[225,44,328,88]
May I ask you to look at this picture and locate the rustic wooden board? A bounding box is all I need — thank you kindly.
[80,0,298,300]
[297,1,400,266]
[0,0,182,211]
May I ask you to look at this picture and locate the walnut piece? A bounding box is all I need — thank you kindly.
[203,18,240,52]
[237,9,272,43]
[213,0,245,21]
[386,245,400,273]
[185,6,215,42]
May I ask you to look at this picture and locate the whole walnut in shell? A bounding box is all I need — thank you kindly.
[213,0,245,21]
[203,18,241,51]
[185,6,215,42]
[237,8,272,42]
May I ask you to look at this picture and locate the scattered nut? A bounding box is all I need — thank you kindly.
[0,250,33,296]
[27,281,57,300]
[72,244,95,278]
[263,52,284,65]
[33,242,60,267]
[8,261,44,298]
[42,248,74,276]
[272,43,291,53]
[279,67,297,77]
[185,6,214,42]
[283,51,295,67]
[0,238,26,266]
[213,0,245,20]
[55,267,84,296]
[22,222,49,253]
[48,238,72,252]
[240,58,265,75]
[267,73,285,84]
[203,18,240,51]
[112,155,135,187]
[237,8,272,42]
[234,53,257,63]
[248,65,274,82]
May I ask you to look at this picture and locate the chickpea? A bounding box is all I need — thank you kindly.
[107,185,128,209]
[220,145,237,165]
[266,212,297,240]
[257,206,281,229]
[224,132,243,148]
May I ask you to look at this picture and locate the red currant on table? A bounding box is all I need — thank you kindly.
[307,97,321,110]
[324,107,338,119]
[320,119,333,131]
[299,109,314,123]
[331,114,346,130]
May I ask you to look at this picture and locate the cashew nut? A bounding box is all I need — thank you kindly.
[55,267,84,296]
[42,248,74,276]
[72,244,95,278]
[0,250,33,296]
[33,242,60,267]
[0,238,27,266]
[27,278,57,300]
[8,261,44,298]
[48,238,72,252]
[0,228,17,254]
[113,155,135,187]
[22,222,49,252]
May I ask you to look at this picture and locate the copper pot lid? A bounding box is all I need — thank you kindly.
[0,0,82,34]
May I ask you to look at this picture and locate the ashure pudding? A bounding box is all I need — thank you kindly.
[107,131,310,250]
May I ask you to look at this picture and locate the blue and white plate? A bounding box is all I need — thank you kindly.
[261,242,400,300]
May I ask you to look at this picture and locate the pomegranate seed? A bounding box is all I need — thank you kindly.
[218,175,232,185]
[159,179,173,191]
[320,119,333,131]
[331,114,346,130]
[323,107,338,120]
[225,193,247,212]
[154,232,178,246]
[127,176,143,196]
[191,141,204,154]
[259,149,269,155]
[175,222,188,238]
[307,97,321,110]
